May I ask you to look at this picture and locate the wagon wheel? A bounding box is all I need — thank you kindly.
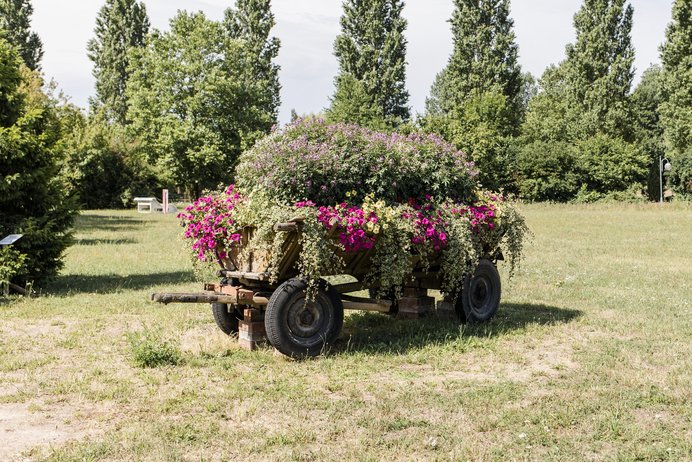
[456,259,501,323]
[265,278,344,358]
[211,303,243,335]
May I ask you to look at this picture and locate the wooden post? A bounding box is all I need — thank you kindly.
[436,295,457,320]
[238,308,267,350]
[162,189,169,214]
[397,287,435,319]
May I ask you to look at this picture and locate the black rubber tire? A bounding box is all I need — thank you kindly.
[211,303,241,335]
[368,288,399,315]
[265,278,344,358]
[456,259,501,323]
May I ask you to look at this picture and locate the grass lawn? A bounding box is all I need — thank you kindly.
[0,203,690,461]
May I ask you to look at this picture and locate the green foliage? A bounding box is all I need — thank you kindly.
[87,0,149,124]
[426,0,523,133]
[576,134,648,196]
[0,246,26,293]
[660,0,692,158]
[327,74,390,131]
[631,65,666,199]
[127,330,181,368]
[519,0,639,202]
[224,0,281,126]
[126,11,276,196]
[670,146,692,198]
[521,66,574,144]
[423,90,516,191]
[0,34,23,125]
[59,112,158,208]
[422,0,522,192]
[0,39,76,285]
[329,0,410,128]
[562,0,635,141]
[0,0,42,70]
[517,141,582,202]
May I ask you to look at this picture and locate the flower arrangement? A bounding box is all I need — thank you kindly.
[179,118,528,299]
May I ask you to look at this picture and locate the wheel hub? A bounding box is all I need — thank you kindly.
[287,297,324,338]
[470,275,491,314]
[299,309,315,326]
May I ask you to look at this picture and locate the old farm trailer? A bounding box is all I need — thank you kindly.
[151,219,502,358]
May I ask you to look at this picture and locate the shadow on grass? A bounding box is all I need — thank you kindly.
[76,238,138,246]
[76,213,145,232]
[334,302,582,356]
[46,271,195,296]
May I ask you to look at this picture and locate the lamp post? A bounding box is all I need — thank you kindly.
[659,156,671,203]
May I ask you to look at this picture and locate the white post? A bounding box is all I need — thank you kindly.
[162,189,169,214]
[659,157,663,203]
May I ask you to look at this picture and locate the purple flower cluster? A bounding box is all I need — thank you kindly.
[314,203,378,253]
[448,196,500,233]
[177,185,243,261]
[235,117,478,206]
[404,197,449,252]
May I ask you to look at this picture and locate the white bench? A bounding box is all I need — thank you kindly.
[134,197,177,214]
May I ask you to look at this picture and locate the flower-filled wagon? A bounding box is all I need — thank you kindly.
[151,118,528,358]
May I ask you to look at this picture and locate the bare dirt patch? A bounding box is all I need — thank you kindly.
[0,402,105,461]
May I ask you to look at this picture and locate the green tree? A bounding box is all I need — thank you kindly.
[563,0,635,141]
[524,0,635,144]
[422,0,523,191]
[329,0,409,128]
[59,111,157,208]
[659,0,692,197]
[0,38,75,285]
[224,0,281,128]
[87,0,149,124]
[519,0,643,201]
[0,0,43,70]
[426,0,523,131]
[631,65,666,199]
[126,12,271,196]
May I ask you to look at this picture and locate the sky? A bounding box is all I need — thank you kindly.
[31,0,674,124]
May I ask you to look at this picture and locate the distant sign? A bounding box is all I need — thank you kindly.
[0,234,23,246]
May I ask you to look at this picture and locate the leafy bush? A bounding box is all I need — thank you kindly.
[670,146,692,199]
[59,114,159,208]
[235,117,478,205]
[0,247,27,294]
[422,90,518,192]
[0,39,76,285]
[127,330,182,368]
[576,134,648,195]
[517,141,582,202]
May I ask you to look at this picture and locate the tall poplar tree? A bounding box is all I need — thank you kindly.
[423,0,522,190]
[426,0,522,131]
[224,0,281,130]
[0,0,43,70]
[329,0,410,128]
[87,0,149,124]
[659,0,692,158]
[563,0,635,141]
